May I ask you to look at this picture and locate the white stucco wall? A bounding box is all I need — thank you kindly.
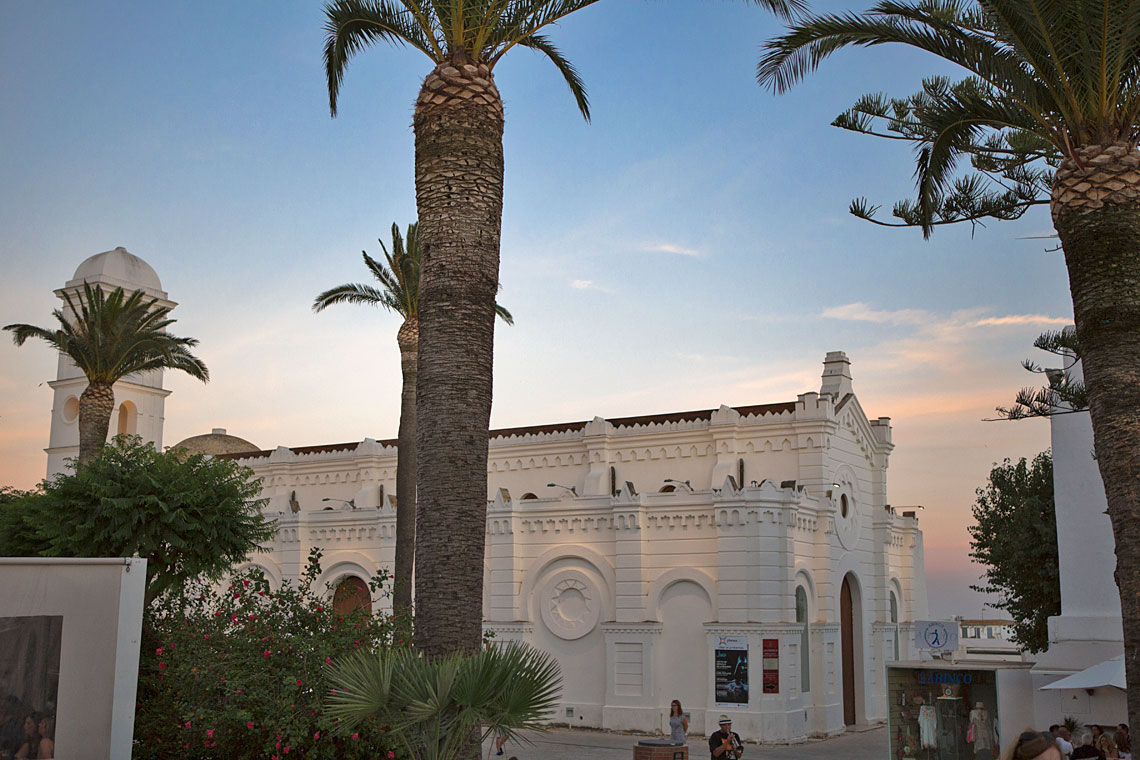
[228,353,929,742]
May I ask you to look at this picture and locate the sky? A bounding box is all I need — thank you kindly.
[0,1,1072,619]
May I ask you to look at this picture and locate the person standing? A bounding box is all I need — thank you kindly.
[709,716,744,759]
[669,700,688,744]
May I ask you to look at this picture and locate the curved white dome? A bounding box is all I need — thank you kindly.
[68,247,163,294]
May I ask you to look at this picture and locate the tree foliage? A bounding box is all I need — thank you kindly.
[3,283,209,385]
[135,550,402,760]
[992,327,1089,421]
[968,451,1059,652]
[0,435,275,606]
[757,0,1140,236]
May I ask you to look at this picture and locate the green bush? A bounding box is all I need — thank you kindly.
[0,435,275,607]
[134,549,404,760]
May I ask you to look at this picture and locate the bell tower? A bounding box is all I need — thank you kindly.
[45,247,174,478]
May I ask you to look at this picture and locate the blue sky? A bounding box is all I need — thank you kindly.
[0,0,1071,618]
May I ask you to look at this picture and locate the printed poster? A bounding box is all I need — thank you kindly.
[715,635,748,706]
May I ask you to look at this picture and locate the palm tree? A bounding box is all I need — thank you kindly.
[758,0,1140,727]
[324,0,803,657]
[313,222,513,617]
[325,640,560,760]
[4,283,209,465]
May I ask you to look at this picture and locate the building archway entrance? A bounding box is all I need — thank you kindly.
[840,575,857,726]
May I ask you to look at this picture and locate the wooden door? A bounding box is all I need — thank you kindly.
[840,576,855,726]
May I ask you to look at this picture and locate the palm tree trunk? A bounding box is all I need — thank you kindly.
[411,61,504,656]
[1052,142,1140,731]
[77,381,115,465]
[394,317,418,618]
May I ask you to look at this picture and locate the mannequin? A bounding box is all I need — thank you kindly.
[969,702,995,759]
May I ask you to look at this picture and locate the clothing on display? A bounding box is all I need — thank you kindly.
[919,705,938,749]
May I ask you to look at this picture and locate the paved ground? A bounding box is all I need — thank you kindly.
[483,725,887,760]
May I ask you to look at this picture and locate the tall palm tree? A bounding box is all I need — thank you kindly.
[4,282,209,465]
[313,222,513,617]
[758,0,1140,727]
[324,0,801,656]
[325,0,803,657]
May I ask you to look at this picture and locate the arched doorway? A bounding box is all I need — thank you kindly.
[839,574,860,726]
[333,576,372,615]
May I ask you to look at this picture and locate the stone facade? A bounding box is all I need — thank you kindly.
[225,353,928,741]
[40,250,930,741]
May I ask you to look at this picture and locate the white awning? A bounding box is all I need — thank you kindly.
[1039,656,1125,690]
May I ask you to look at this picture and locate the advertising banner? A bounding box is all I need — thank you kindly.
[715,635,748,706]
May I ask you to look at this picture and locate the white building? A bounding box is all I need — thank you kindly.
[44,248,173,478]
[1032,357,1126,725]
[44,249,931,742]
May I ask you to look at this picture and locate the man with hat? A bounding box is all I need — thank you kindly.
[709,715,744,759]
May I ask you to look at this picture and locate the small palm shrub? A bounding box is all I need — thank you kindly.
[326,641,561,760]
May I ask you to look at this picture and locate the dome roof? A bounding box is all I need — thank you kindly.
[67,247,164,295]
[171,429,261,457]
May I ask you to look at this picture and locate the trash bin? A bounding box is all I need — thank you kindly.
[633,738,687,760]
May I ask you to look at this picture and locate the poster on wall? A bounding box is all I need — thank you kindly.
[762,638,779,694]
[715,635,749,706]
[0,615,63,757]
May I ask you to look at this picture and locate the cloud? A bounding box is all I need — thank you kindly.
[820,302,930,326]
[570,280,614,294]
[639,242,701,258]
[971,314,1071,327]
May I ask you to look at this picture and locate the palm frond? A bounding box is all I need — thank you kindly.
[324,0,440,117]
[5,282,208,386]
[514,33,590,122]
[326,642,560,760]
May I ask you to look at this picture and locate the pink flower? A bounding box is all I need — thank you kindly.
[185,721,192,729]
[158,662,166,670]
[325,657,332,665]
[249,614,257,621]
[243,579,250,587]
[259,590,265,596]
[203,634,210,639]
[264,649,271,657]
[316,605,323,612]
[214,611,221,617]
[207,729,214,738]
[155,647,164,656]
[388,752,395,759]
[233,592,240,598]
[247,721,254,729]
[313,732,320,740]
[296,679,303,686]
[351,733,359,741]
[284,746,290,754]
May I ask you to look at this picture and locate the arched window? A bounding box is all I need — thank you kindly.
[659,484,676,493]
[520,493,538,500]
[116,401,138,436]
[332,576,371,616]
[840,493,849,518]
[890,591,900,661]
[795,585,810,693]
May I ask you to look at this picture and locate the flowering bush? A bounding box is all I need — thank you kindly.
[134,548,404,759]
